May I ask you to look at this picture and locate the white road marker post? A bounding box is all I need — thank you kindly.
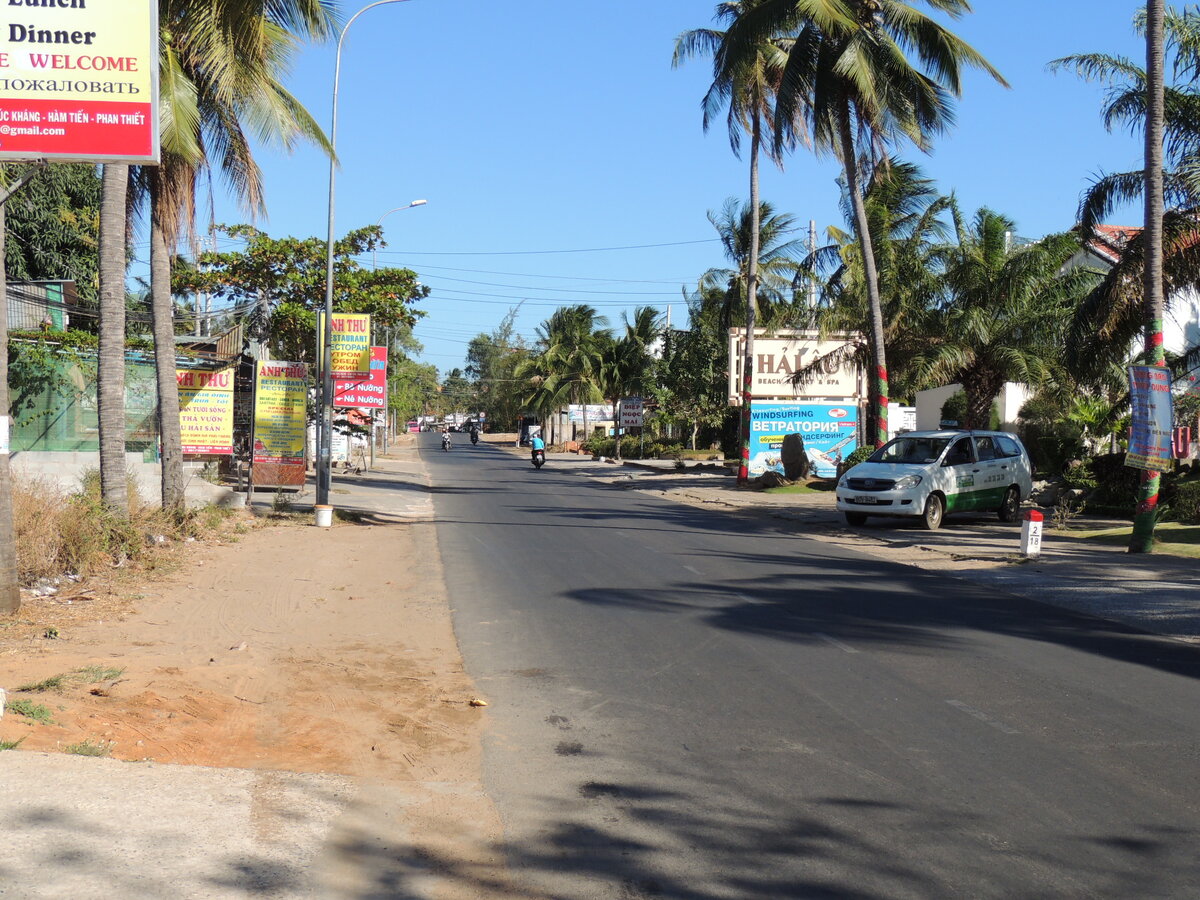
[1020,508,1044,558]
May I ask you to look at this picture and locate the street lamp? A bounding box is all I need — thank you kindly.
[318,0,415,518]
[372,199,427,269]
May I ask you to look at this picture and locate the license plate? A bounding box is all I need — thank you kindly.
[853,495,878,504]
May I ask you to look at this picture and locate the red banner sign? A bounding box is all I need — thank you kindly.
[0,0,159,162]
[334,346,387,410]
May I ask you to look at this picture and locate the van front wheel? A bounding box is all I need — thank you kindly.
[921,494,944,531]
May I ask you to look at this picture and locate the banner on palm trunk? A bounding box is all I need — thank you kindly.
[176,366,234,454]
[749,401,859,479]
[1127,365,1174,472]
[253,360,307,486]
[0,0,159,162]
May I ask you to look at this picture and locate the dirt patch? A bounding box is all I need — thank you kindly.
[1,494,518,897]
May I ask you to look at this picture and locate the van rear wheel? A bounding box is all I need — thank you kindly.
[921,494,944,531]
[997,485,1021,522]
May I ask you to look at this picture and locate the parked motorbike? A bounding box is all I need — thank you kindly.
[531,448,545,469]
[441,434,452,451]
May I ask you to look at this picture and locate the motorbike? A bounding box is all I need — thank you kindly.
[470,430,479,445]
[441,434,452,451]
[531,448,545,469]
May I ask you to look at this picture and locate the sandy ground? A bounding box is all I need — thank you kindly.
[0,447,527,898]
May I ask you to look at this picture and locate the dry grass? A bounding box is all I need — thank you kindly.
[11,469,248,587]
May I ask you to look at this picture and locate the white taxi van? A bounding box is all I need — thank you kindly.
[836,430,1034,530]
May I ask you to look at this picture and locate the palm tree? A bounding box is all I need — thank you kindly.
[806,158,950,401]
[97,163,130,513]
[600,307,663,459]
[908,207,1099,430]
[542,305,610,442]
[723,0,1005,446]
[138,0,334,511]
[1052,5,1175,552]
[700,197,806,332]
[675,0,801,482]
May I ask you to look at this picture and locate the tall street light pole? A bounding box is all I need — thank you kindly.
[372,199,427,269]
[318,0,414,516]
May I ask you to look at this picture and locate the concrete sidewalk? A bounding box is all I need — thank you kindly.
[532,451,1200,644]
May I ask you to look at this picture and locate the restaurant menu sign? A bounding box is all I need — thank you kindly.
[252,360,307,487]
[333,345,387,409]
[0,0,159,161]
[176,366,234,454]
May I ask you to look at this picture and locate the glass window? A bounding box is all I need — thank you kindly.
[975,436,996,461]
[943,438,975,466]
[995,435,1021,458]
[869,436,950,464]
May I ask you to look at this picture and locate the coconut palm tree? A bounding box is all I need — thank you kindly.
[599,306,663,459]
[137,0,334,511]
[805,158,950,401]
[722,0,1006,446]
[1055,4,1171,551]
[908,207,1099,430]
[97,163,131,513]
[701,198,806,333]
[675,0,804,481]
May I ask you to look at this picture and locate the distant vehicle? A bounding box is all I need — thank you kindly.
[406,420,419,434]
[836,430,1033,530]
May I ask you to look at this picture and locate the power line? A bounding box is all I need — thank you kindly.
[392,237,720,257]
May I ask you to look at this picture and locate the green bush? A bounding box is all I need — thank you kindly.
[844,445,874,467]
[1164,474,1200,524]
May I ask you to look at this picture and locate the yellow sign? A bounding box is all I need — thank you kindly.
[177,366,234,454]
[327,313,371,379]
[0,0,159,162]
[253,360,307,462]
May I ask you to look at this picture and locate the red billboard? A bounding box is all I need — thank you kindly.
[0,0,159,162]
[334,345,387,410]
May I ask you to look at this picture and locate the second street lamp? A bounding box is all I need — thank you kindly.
[372,199,427,269]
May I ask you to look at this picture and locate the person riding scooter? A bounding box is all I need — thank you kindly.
[530,433,545,469]
[470,424,480,445]
[441,428,452,451]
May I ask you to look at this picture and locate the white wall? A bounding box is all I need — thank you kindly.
[915,383,1029,432]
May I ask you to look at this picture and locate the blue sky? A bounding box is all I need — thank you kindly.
[164,1,1149,375]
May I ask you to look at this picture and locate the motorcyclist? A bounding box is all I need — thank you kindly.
[441,427,452,451]
[530,432,545,463]
[470,423,480,444]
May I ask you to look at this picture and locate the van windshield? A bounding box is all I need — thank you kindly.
[869,437,951,465]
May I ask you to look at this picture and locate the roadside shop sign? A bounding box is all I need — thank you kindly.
[749,401,859,479]
[1127,365,1174,472]
[567,403,613,423]
[333,345,387,409]
[252,360,307,486]
[0,0,159,162]
[619,397,644,428]
[176,366,234,454]
[728,329,863,403]
[319,313,371,379]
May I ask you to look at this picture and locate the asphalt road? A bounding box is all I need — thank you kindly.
[425,434,1200,899]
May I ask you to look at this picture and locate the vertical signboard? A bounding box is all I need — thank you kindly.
[323,313,371,379]
[749,401,859,479]
[333,345,387,409]
[252,360,307,487]
[0,0,159,162]
[177,366,234,454]
[619,397,644,429]
[1127,365,1174,472]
